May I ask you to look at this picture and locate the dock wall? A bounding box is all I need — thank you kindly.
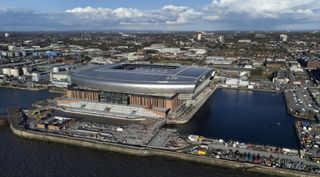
[10,124,317,177]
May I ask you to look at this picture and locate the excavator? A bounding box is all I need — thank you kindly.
[32,109,52,122]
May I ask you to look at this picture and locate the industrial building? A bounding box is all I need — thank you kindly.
[307,57,320,69]
[272,70,294,84]
[64,63,213,115]
[37,116,75,131]
[206,56,235,65]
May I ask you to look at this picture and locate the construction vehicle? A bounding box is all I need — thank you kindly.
[32,109,52,122]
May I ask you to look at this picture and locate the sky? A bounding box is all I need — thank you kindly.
[0,0,319,31]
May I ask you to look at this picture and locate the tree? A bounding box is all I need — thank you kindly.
[251,67,264,76]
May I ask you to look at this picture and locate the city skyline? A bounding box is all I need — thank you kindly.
[0,0,319,31]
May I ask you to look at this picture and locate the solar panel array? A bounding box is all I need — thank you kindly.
[176,67,208,78]
[74,63,212,83]
[111,64,178,73]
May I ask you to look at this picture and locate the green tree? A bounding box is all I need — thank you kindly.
[251,67,264,76]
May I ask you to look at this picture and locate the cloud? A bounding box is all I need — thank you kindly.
[201,0,320,30]
[65,5,201,25]
[205,0,320,21]
[0,5,203,31]
[0,1,319,31]
[66,7,144,20]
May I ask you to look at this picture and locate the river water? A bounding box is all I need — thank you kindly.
[0,88,60,115]
[178,88,299,149]
[0,88,280,177]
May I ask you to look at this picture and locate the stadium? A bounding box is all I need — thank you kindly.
[71,63,213,94]
[62,63,213,116]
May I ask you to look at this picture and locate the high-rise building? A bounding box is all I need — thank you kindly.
[196,32,203,41]
[280,34,288,42]
[4,33,9,38]
[218,35,224,43]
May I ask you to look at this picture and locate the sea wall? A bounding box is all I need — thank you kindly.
[0,85,48,91]
[10,125,317,177]
[11,124,149,156]
[220,86,281,93]
[167,86,217,125]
